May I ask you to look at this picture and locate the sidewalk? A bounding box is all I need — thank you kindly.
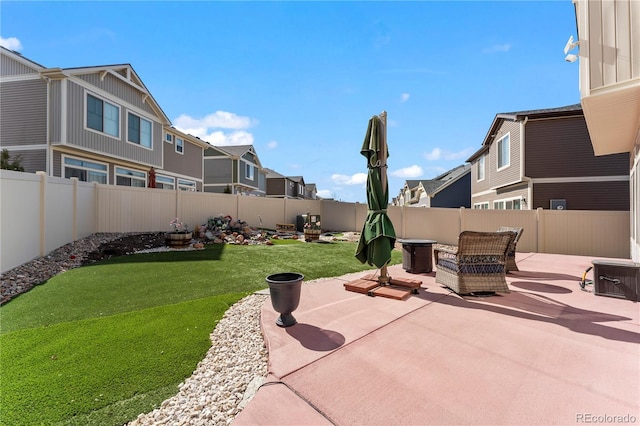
[233,253,640,425]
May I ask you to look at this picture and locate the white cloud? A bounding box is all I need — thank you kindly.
[390,165,423,178]
[267,140,278,149]
[174,111,255,130]
[173,110,257,146]
[400,93,410,103]
[331,173,368,185]
[316,189,332,198]
[423,147,474,161]
[482,43,512,54]
[0,37,23,51]
[201,130,254,146]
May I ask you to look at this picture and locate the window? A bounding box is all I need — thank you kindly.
[245,163,254,180]
[494,198,522,210]
[298,183,304,195]
[127,112,152,148]
[175,138,184,154]
[155,175,175,190]
[87,94,119,137]
[477,155,485,181]
[63,156,108,184]
[178,179,196,191]
[497,134,510,169]
[115,167,146,187]
[165,133,173,143]
[474,202,489,209]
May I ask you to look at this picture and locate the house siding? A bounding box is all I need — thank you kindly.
[7,149,47,173]
[49,80,62,143]
[0,79,47,148]
[490,120,521,188]
[0,53,40,76]
[204,146,228,157]
[533,181,629,211]
[525,116,628,178]
[163,140,203,179]
[431,173,471,208]
[77,73,157,117]
[204,158,233,184]
[64,80,162,167]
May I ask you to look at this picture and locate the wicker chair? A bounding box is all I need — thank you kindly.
[497,226,524,272]
[434,231,515,295]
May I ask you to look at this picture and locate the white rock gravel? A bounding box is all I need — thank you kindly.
[128,293,269,426]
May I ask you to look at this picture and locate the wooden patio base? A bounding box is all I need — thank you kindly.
[344,276,422,300]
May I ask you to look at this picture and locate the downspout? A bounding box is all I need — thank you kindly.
[520,117,531,209]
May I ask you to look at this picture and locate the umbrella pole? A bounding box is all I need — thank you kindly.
[378,111,390,286]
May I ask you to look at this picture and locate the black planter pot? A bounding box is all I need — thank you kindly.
[265,272,304,327]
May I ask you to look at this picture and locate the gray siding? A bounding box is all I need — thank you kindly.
[204,158,232,184]
[77,73,156,117]
[525,116,628,178]
[4,149,46,173]
[49,80,62,143]
[162,139,203,179]
[239,162,258,188]
[204,146,228,157]
[65,81,162,167]
[489,120,521,187]
[0,80,47,147]
[0,53,40,76]
[471,152,491,193]
[533,181,629,211]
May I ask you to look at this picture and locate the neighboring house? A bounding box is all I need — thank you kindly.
[570,0,640,258]
[466,104,629,211]
[264,168,305,199]
[202,144,266,195]
[395,165,471,208]
[304,183,318,200]
[160,127,208,191]
[0,47,204,190]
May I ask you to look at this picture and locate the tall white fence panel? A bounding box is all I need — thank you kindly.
[0,170,632,273]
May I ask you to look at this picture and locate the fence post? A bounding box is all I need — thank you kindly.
[536,207,543,253]
[36,171,46,257]
[71,177,78,241]
[459,206,465,234]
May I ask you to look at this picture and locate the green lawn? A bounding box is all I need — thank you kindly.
[0,239,400,425]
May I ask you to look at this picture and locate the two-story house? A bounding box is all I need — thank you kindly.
[570,0,640,259]
[202,144,266,195]
[466,104,629,210]
[395,165,471,208]
[0,46,206,190]
[264,168,306,199]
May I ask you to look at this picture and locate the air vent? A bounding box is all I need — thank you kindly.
[550,199,567,210]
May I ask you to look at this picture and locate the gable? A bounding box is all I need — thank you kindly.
[1,48,43,77]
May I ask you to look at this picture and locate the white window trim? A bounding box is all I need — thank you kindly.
[175,138,184,155]
[125,110,153,151]
[496,133,511,171]
[178,178,196,191]
[84,90,121,140]
[115,166,147,187]
[165,133,174,144]
[474,202,489,209]
[477,155,485,182]
[62,154,109,183]
[245,162,254,181]
[155,174,175,190]
[492,195,523,210]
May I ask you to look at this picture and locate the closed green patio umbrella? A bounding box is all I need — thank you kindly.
[355,112,396,284]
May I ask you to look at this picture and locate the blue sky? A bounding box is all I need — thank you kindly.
[1,1,580,203]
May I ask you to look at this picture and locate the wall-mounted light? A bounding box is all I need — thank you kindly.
[565,54,578,63]
[564,35,580,62]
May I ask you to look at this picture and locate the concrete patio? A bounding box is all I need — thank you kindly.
[233,252,639,425]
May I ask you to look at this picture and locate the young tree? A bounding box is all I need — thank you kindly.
[0,149,25,171]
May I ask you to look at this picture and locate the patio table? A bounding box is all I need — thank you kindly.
[397,239,436,274]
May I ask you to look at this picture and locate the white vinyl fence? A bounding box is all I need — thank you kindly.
[0,170,631,273]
